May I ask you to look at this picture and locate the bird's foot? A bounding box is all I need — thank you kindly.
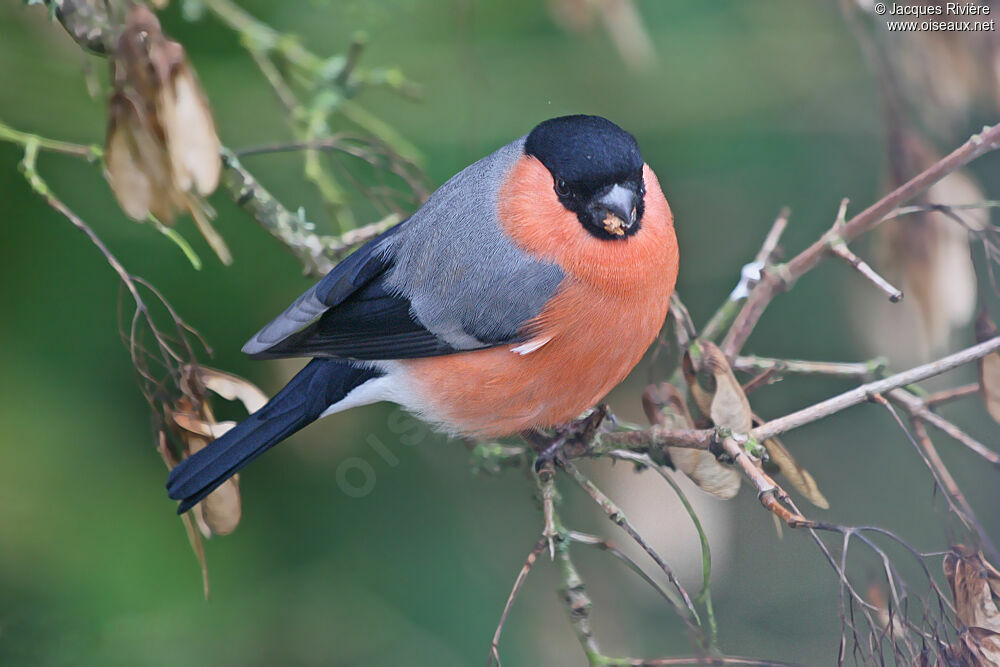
[532,436,565,472]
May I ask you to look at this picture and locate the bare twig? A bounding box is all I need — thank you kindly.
[754,207,791,265]
[0,119,101,158]
[607,451,719,647]
[751,336,1000,443]
[588,336,1000,461]
[488,538,547,667]
[923,382,981,407]
[669,292,698,347]
[887,388,1000,467]
[555,535,603,662]
[592,426,712,454]
[828,199,903,302]
[566,531,680,609]
[882,200,1000,222]
[535,459,558,559]
[829,240,903,302]
[201,0,422,231]
[722,122,1000,359]
[220,149,403,276]
[733,355,886,380]
[235,135,428,203]
[560,459,703,636]
[701,207,789,341]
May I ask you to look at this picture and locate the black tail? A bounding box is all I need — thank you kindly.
[166,359,379,513]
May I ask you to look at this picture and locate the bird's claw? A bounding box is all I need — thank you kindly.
[533,438,564,472]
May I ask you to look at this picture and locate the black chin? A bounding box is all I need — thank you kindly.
[576,208,642,240]
[553,174,646,241]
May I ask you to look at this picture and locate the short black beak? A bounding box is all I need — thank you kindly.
[594,184,638,230]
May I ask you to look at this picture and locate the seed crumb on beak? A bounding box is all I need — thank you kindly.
[602,212,627,236]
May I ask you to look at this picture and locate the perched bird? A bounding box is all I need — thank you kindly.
[167,115,679,512]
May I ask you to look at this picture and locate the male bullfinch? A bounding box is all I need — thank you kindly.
[167,115,678,512]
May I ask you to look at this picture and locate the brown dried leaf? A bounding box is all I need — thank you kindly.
[187,196,232,265]
[164,397,242,538]
[157,430,210,598]
[683,341,826,504]
[105,5,226,261]
[547,0,654,69]
[672,447,741,500]
[193,365,269,413]
[867,582,906,641]
[871,134,979,361]
[977,311,1000,425]
[158,61,221,196]
[944,546,1000,665]
[180,511,211,598]
[105,95,183,223]
[756,425,829,509]
[683,341,752,433]
[169,409,213,437]
[105,114,153,219]
[646,379,741,500]
[186,428,242,538]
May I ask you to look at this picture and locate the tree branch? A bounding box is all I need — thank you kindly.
[721,123,1000,359]
[219,149,402,276]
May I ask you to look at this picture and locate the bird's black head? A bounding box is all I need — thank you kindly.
[525,115,645,240]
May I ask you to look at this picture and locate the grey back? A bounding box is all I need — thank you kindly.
[379,136,564,348]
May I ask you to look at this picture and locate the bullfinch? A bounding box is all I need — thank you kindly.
[167,115,678,512]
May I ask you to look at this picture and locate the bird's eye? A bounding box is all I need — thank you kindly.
[554,178,569,197]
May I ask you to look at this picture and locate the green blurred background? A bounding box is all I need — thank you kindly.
[2,1,999,664]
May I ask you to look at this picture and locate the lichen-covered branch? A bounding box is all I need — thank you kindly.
[220,149,402,276]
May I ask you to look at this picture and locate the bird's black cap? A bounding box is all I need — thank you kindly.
[525,115,642,192]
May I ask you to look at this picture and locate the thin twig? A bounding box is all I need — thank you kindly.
[555,534,603,662]
[751,336,1000,443]
[567,531,681,610]
[591,336,1000,457]
[827,198,903,302]
[887,388,1000,467]
[607,451,719,647]
[0,119,101,158]
[488,538,547,667]
[535,459,558,559]
[701,207,789,342]
[220,148,403,276]
[733,355,886,380]
[560,460,703,635]
[882,200,1000,222]
[722,122,1000,359]
[923,382,981,407]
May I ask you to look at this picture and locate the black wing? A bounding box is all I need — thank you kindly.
[243,223,479,361]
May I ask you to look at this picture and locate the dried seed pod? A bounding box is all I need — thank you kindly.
[754,426,829,510]
[863,131,979,363]
[191,365,269,414]
[104,6,229,263]
[976,311,1000,425]
[682,341,827,506]
[644,382,740,499]
[163,365,268,536]
[164,397,242,537]
[683,341,752,433]
[943,546,1000,665]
